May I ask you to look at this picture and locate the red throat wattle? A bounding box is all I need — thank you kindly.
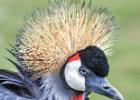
[71,94,83,100]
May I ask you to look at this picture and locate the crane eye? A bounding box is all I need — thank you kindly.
[79,67,89,76]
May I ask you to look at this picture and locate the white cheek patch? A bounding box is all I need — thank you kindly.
[64,60,85,91]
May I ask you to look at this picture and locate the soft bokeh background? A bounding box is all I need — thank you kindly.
[0,0,140,100]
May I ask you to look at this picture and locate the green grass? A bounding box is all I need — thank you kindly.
[0,0,140,99]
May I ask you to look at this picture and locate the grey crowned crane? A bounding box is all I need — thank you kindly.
[0,0,123,100]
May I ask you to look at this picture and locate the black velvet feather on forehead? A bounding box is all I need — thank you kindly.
[79,46,109,77]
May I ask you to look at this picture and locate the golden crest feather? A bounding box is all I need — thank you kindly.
[15,0,115,79]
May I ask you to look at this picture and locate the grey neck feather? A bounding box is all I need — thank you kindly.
[40,72,76,100]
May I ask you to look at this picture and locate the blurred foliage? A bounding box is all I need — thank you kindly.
[0,0,140,100]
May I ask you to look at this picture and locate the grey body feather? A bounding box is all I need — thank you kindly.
[0,86,32,100]
[0,70,39,100]
[0,70,78,100]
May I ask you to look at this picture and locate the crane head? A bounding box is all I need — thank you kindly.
[63,46,123,100]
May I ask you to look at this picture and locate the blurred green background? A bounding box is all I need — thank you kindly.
[0,0,140,100]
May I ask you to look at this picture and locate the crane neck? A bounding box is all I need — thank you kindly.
[71,93,83,100]
[40,72,85,100]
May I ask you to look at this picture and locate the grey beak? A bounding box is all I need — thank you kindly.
[86,75,124,100]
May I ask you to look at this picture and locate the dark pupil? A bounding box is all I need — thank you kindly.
[80,68,87,75]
